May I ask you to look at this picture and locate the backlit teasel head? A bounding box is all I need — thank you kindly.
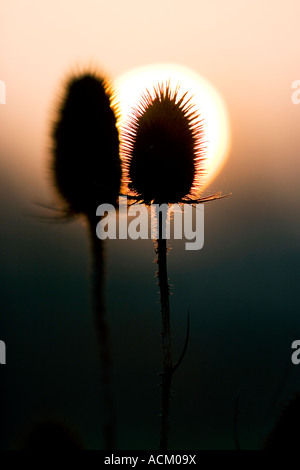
[52,71,121,217]
[121,83,205,205]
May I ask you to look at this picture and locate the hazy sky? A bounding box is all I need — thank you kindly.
[1,0,300,202]
[1,0,300,450]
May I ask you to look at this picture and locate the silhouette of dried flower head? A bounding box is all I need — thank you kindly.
[52,72,121,216]
[122,83,205,204]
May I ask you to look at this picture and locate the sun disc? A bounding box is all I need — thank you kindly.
[113,64,231,192]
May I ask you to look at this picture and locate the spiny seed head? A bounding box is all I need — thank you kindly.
[122,83,205,204]
[52,71,121,216]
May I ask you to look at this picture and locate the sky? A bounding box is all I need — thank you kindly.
[0,0,300,450]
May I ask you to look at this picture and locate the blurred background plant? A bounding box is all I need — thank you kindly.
[51,70,121,449]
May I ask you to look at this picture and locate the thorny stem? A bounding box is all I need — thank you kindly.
[88,215,116,450]
[156,208,172,450]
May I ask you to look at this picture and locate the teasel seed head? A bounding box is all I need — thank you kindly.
[122,83,205,205]
[52,71,121,216]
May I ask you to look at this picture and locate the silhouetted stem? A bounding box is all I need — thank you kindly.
[156,209,172,450]
[88,215,116,450]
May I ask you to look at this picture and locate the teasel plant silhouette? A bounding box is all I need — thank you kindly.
[51,70,121,450]
[122,83,229,449]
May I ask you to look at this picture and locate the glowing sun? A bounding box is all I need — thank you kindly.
[113,63,231,192]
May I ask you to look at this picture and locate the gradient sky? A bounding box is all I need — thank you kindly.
[1,0,300,450]
[1,0,300,197]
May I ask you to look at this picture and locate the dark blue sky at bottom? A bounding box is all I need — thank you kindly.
[0,159,300,450]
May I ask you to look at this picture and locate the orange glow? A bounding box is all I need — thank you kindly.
[113,64,231,192]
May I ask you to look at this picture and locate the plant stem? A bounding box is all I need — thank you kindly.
[156,209,172,450]
[88,215,116,450]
